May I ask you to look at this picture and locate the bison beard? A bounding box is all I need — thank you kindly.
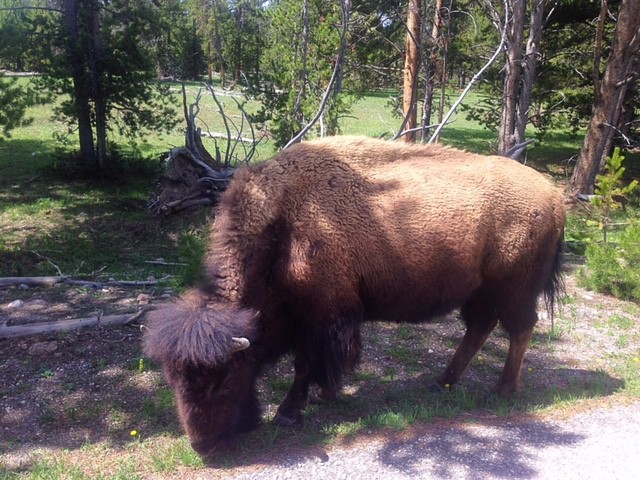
[143,136,566,455]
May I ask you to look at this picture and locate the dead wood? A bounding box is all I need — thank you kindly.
[148,83,262,216]
[0,276,68,288]
[0,309,150,339]
[0,276,168,289]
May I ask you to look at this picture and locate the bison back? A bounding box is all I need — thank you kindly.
[213,137,565,324]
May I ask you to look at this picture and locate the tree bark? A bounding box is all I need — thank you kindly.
[498,0,526,154]
[422,0,445,142]
[62,0,96,167]
[570,0,640,195]
[402,0,422,143]
[515,0,545,144]
[88,0,107,171]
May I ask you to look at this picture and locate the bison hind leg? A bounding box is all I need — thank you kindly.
[494,299,539,397]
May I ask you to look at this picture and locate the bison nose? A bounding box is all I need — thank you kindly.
[190,435,224,456]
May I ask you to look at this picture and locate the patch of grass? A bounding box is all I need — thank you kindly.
[39,369,54,379]
[395,324,415,340]
[381,366,397,383]
[365,409,413,430]
[385,344,421,374]
[351,369,377,383]
[322,418,366,438]
[611,353,640,397]
[19,456,90,480]
[109,458,144,480]
[607,314,635,331]
[149,437,204,472]
[549,304,579,340]
[560,293,578,306]
[265,376,292,400]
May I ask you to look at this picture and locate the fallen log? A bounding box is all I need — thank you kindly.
[0,276,170,289]
[0,276,68,288]
[0,309,150,339]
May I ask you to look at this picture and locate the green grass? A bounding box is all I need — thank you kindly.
[148,437,205,472]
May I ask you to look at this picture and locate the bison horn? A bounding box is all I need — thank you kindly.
[231,337,250,352]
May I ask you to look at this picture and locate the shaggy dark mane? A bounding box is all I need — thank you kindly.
[143,290,257,366]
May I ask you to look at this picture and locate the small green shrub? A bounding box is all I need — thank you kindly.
[579,223,640,302]
[590,148,638,244]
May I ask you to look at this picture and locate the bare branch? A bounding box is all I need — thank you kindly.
[428,0,509,143]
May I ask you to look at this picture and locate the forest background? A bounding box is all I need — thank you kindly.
[0,0,638,190]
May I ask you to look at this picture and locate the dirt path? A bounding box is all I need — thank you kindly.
[213,402,640,480]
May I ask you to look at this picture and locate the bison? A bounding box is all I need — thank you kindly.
[143,136,565,455]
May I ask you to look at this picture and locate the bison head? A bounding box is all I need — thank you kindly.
[143,292,260,455]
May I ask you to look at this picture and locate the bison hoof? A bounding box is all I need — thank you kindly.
[273,412,302,427]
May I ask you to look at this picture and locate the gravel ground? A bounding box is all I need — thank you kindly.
[208,402,640,480]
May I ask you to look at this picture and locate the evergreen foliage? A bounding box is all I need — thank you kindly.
[578,149,640,302]
[0,76,34,138]
[247,0,352,147]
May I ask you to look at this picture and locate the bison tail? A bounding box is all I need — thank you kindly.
[542,237,565,322]
[143,289,258,367]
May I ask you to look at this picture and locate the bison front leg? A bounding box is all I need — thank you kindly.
[435,296,498,390]
[274,354,312,427]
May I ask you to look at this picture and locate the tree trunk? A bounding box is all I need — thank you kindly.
[498,0,526,154]
[515,0,545,144]
[402,0,422,142]
[292,0,309,131]
[62,0,96,167]
[88,0,107,171]
[423,0,451,142]
[233,3,244,82]
[422,0,445,142]
[570,0,640,195]
[213,0,225,88]
[618,56,639,140]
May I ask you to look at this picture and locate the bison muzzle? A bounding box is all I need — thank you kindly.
[143,136,566,455]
